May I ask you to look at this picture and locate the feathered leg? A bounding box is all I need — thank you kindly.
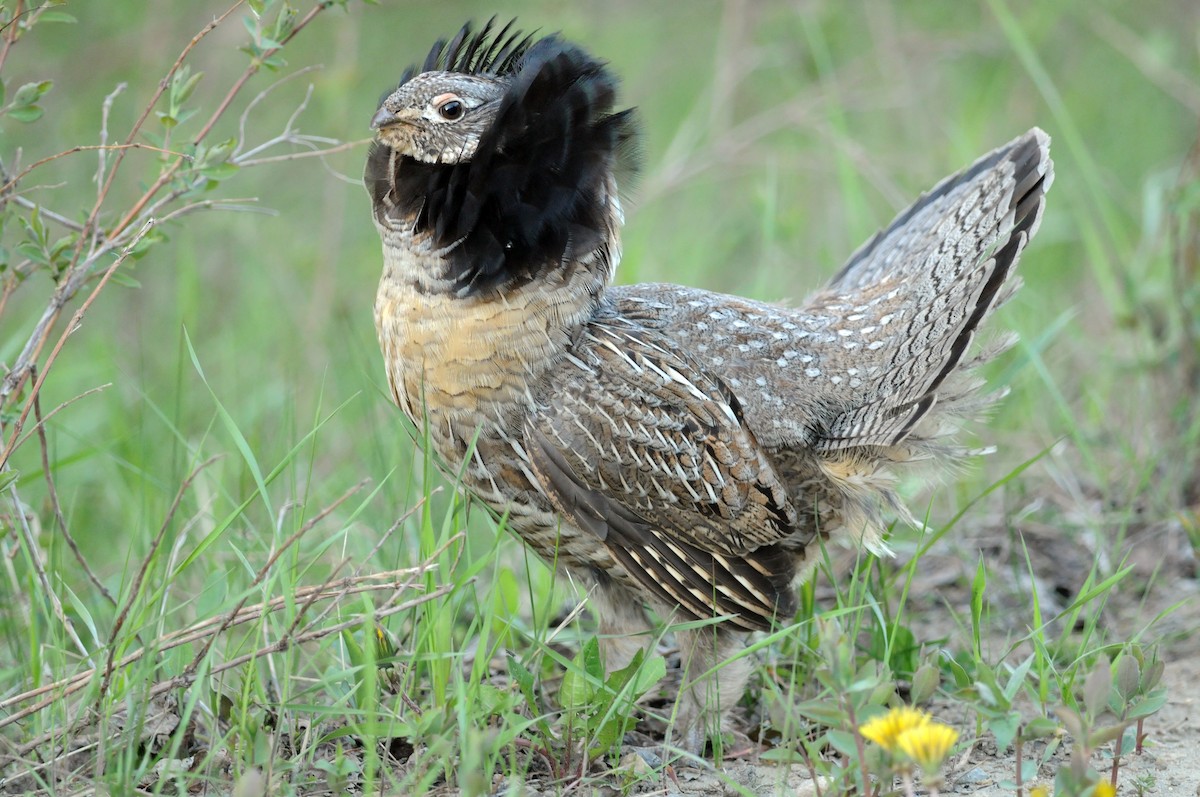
[672,625,752,755]
[590,578,654,673]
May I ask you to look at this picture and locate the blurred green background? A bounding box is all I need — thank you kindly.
[2,0,1198,644]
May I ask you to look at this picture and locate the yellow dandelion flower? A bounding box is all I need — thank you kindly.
[895,722,959,773]
[1092,782,1116,797]
[1029,787,1050,797]
[858,706,931,752]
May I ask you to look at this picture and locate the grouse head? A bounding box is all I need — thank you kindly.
[366,18,640,297]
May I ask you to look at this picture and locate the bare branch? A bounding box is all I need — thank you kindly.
[93,1,245,239]
[96,83,128,191]
[0,2,243,408]
[97,454,222,701]
[93,82,129,258]
[32,376,116,607]
[5,195,86,232]
[5,479,93,665]
[236,137,368,167]
[0,143,192,198]
[190,1,328,147]
[0,219,156,471]
[236,64,325,154]
[8,578,457,760]
[0,555,443,724]
[12,384,111,452]
[0,0,26,75]
[2,516,458,753]
[154,197,275,225]
[177,479,373,685]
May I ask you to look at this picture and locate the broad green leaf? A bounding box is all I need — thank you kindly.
[1126,687,1168,720]
[8,105,44,123]
[1082,657,1112,719]
[988,712,1020,752]
[507,654,538,712]
[199,162,240,180]
[1021,716,1060,740]
[911,661,940,705]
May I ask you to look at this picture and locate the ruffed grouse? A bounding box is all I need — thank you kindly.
[365,20,1053,753]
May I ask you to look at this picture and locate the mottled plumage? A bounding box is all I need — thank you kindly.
[365,19,1053,754]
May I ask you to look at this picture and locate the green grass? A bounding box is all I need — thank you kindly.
[1,0,1197,794]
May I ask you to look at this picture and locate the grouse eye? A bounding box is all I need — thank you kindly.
[437,98,464,121]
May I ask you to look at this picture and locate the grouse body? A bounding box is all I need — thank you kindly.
[365,19,1053,752]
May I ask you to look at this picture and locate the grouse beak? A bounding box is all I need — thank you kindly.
[371,107,402,130]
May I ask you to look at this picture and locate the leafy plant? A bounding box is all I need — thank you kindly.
[558,637,667,761]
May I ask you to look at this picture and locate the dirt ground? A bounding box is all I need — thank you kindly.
[632,651,1198,797]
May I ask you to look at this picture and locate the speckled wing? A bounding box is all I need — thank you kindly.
[524,316,802,631]
[607,130,1052,459]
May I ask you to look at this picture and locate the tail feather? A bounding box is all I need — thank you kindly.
[809,128,1053,454]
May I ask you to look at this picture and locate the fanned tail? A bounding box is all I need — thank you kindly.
[805,128,1053,456]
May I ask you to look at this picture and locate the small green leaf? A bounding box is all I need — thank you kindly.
[173,67,204,106]
[559,667,593,711]
[970,557,986,658]
[12,80,52,106]
[825,729,859,757]
[8,105,44,123]
[888,623,920,677]
[476,684,512,716]
[39,11,77,23]
[507,654,539,714]
[593,716,623,753]
[1053,706,1085,739]
[1082,656,1112,719]
[107,271,142,289]
[988,712,1021,751]
[910,661,940,705]
[0,469,19,492]
[199,162,240,180]
[1115,653,1140,702]
[16,240,47,264]
[626,653,666,696]
[1021,716,1060,740]
[202,138,236,166]
[604,647,644,693]
[1126,687,1168,720]
[943,652,973,689]
[1003,654,1035,702]
[581,636,604,680]
[560,638,608,714]
[1143,659,1165,690]
[787,697,849,728]
[867,681,894,707]
[341,628,365,670]
[1087,722,1128,747]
